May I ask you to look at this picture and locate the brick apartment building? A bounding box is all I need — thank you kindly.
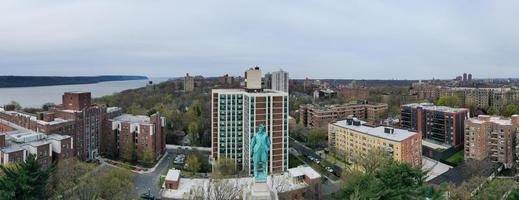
[103,113,166,161]
[411,85,519,110]
[0,92,167,163]
[0,131,73,167]
[401,103,468,160]
[47,92,107,160]
[329,117,422,167]
[465,115,519,168]
[212,67,289,175]
[300,102,388,128]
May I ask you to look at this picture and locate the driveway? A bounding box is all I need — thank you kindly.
[131,147,211,198]
[132,149,175,197]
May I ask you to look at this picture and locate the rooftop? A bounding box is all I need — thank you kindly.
[287,166,321,179]
[422,139,451,150]
[304,102,387,111]
[107,107,122,113]
[47,134,71,141]
[428,159,502,186]
[165,169,180,182]
[403,103,468,113]
[0,107,70,126]
[468,115,514,126]
[333,119,418,142]
[162,166,320,199]
[112,114,151,124]
[212,88,287,95]
[422,157,453,181]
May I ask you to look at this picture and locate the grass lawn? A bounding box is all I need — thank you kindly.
[445,151,464,165]
[473,178,516,200]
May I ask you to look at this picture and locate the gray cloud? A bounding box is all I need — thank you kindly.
[1,0,518,79]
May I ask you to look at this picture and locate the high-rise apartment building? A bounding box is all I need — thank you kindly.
[300,102,388,128]
[212,67,289,175]
[263,73,272,89]
[401,103,468,160]
[184,73,194,92]
[465,115,519,168]
[49,92,106,160]
[271,70,289,93]
[328,117,422,167]
[401,103,468,147]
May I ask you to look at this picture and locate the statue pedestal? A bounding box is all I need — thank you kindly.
[243,181,278,200]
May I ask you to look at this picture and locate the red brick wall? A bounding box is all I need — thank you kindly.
[0,134,5,148]
[400,133,422,167]
[6,150,24,163]
[37,144,52,168]
[55,137,74,162]
[62,92,92,111]
[0,123,14,133]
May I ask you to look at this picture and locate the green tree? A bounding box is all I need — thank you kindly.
[289,124,305,142]
[47,158,96,198]
[8,100,22,111]
[0,154,54,200]
[504,103,519,117]
[486,106,500,115]
[214,157,236,178]
[188,121,200,145]
[185,154,201,175]
[127,143,138,164]
[353,148,392,174]
[75,167,135,200]
[436,96,462,108]
[337,151,429,200]
[142,147,154,167]
[508,188,519,200]
[307,128,326,148]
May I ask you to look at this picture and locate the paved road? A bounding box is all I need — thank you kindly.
[289,138,341,196]
[132,147,211,198]
[132,149,175,198]
[289,137,343,177]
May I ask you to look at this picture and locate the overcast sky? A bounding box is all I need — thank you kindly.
[1,1,518,79]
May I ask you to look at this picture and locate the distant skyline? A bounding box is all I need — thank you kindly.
[1,1,519,79]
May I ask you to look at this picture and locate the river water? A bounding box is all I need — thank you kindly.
[0,78,168,108]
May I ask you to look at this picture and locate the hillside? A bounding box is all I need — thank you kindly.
[0,75,148,88]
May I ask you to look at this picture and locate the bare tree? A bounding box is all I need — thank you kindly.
[188,178,250,200]
[270,174,292,193]
[353,147,392,173]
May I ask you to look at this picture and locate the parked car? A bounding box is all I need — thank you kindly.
[325,167,333,173]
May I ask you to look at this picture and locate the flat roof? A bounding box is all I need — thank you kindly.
[288,166,321,179]
[422,139,451,150]
[333,120,418,142]
[161,166,319,199]
[468,115,513,126]
[112,114,150,124]
[107,107,121,113]
[212,89,287,95]
[403,103,468,113]
[47,134,71,140]
[422,157,453,181]
[1,145,24,153]
[165,169,180,181]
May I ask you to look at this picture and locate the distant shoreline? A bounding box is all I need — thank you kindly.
[0,75,148,88]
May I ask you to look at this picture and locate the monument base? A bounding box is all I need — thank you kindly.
[243,181,278,200]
